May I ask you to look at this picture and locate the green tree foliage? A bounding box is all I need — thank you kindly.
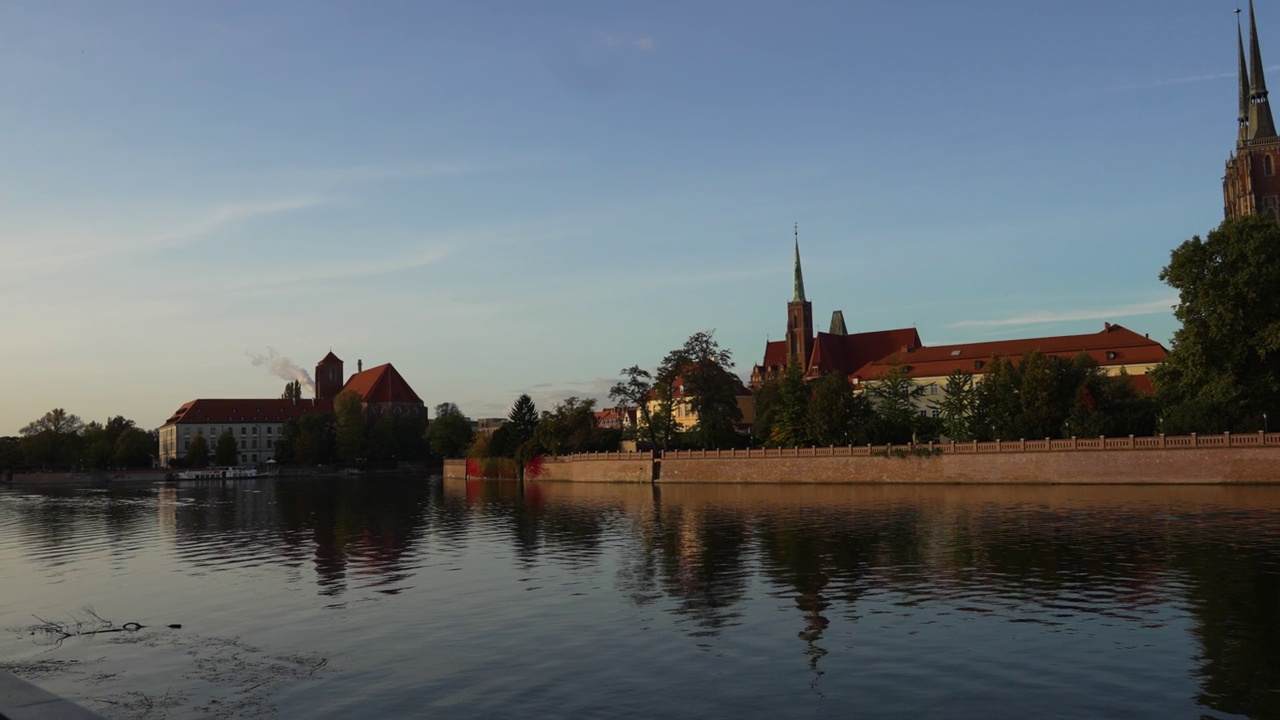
[507,394,539,447]
[215,430,239,466]
[276,414,337,466]
[933,370,977,441]
[807,371,870,446]
[367,418,397,461]
[19,408,85,470]
[533,396,619,455]
[113,428,156,468]
[869,365,924,443]
[0,436,24,470]
[427,403,474,458]
[768,363,811,447]
[281,380,303,402]
[660,330,743,449]
[185,435,210,468]
[611,365,672,447]
[973,357,1022,440]
[1154,214,1280,432]
[334,390,366,461]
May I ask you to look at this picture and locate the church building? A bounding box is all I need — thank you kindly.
[1224,1,1280,220]
[158,352,425,467]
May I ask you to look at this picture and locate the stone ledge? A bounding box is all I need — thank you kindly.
[0,672,102,720]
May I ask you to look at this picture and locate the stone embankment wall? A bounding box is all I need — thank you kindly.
[447,433,1280,484]
[443,453,653,483]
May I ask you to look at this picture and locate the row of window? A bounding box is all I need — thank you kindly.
[184,425,275,437]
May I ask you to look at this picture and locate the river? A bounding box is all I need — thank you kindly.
[1,477,1277,718]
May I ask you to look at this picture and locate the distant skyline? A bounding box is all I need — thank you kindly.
[0,0,1256,433]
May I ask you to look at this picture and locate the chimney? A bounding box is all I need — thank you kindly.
[358,359,363,373]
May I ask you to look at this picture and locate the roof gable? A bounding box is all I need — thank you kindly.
[341,363,424,405]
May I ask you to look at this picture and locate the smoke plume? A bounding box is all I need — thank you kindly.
[246,348,316,395]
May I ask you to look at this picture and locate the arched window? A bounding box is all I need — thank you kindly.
[1265,155,1274,176]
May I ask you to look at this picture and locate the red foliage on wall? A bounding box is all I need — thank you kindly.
[525,455,545,479]
[466,458,481,478]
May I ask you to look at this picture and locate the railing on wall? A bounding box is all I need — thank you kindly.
[657,432,1280,459]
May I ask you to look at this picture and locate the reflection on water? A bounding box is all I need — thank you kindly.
[1,479,1278,718]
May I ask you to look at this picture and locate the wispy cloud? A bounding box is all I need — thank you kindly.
[1115,65,1280,91]
[7,197,328,275]
[230,245,450,289]
[598,32,655,51]
[947,297,1177,329]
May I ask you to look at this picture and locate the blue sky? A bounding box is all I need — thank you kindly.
[0,0,1255,432]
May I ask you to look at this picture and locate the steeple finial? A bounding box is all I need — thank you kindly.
[792,222,806,303]
[1248,0,1277,139]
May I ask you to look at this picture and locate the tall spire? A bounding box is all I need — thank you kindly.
[1248,0,1277,139]
[791,222,806,303]
[1240,9,1252,134]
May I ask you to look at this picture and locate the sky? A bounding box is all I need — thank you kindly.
[0,0,1258,433]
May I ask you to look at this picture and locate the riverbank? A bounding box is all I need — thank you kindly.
[445,432,1280,484]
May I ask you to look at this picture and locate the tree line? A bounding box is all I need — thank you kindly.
[2,408,157,471]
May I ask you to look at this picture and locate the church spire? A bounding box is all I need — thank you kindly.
[791,223,806,303]
[1248,0,1277,139]
[1240,10,1252,135]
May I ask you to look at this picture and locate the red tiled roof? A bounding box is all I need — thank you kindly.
[341,363,423,405]
[856,324,1167,381]
[162,398,333,426]
[761,340,787,368]
[809,328,922,376]
[318,351,342,365]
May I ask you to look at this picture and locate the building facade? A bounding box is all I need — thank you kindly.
[158,352,426,467]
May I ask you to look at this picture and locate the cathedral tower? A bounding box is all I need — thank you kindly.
[1225,1,1280,219]
[786,225,814,370]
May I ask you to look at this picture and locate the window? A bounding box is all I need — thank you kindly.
[267,427,273,435]
[240,440,246,449]
[252,454,258,462]
[252,439,258,449]
[241,454,247,463]
[1105,351,1117,360]
[252,426,258,435]
[974,360,985,370]
[184,427,190,437]
[240,427,246,436]
[1266,154,1274,176]
[929,384,939,395]
[267,440,273,449]
[932,409,940,418]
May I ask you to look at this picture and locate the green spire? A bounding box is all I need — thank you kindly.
[1248,0,1277,139]
[1240,12,1252,130]
[791,223,806,303]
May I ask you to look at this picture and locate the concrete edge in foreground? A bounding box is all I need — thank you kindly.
[0,671,103,720]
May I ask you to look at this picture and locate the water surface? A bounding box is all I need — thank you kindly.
[1,477,1278,718]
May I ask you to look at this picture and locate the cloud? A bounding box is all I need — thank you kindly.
[1115,65,1280,91]
[946,298,1177,329]
[7,197,328,275]
[229,246,450,289]
[598,32,656,51]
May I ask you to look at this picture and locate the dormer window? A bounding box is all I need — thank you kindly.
[974,360,985,370]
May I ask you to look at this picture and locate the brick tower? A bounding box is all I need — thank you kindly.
[1225,1,1280,219]
[786,224,814,370]
[315,351,344,401]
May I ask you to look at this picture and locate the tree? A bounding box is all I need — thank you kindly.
[427,403,474,458]
[869,364,924,443]
[972,356,1022,440]
[19,408,85,469]
[334,390,366,461]
[185,435,210,468]
[610,366,661,445]
[113,428,156,468]
[807,371,869,446]
[768,363,811,447]
[659,330,743,449]
[507,394,539,444]
[933,370,977,441]
[0,436,23,470]
[1154,214,1280,432]
[215,430,239,466]
[534,396,609,455]
[281,380,303,402]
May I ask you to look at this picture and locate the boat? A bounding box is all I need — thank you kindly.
[172,466,261,480]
